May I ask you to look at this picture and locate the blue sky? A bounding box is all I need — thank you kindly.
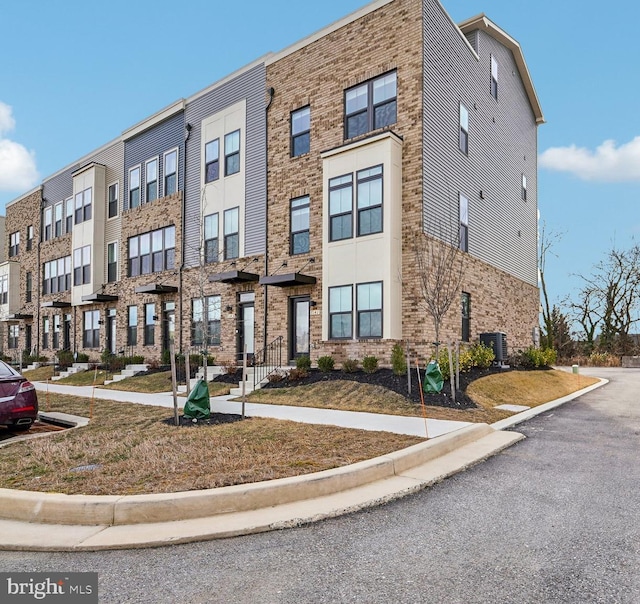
[1,0,638,327]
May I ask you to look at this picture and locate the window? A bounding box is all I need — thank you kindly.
[74,188,92,224]
[128,226,175,276]
[42,317,49,349]
[145,158,158,203]
[521,174,527,201]
[460,193,469,252]
[357,166,383,236]
[329,174,353,241]
[43,207,52,241]
[129,166,141,209]
[0,275,8,305]
[65,198,73,233]
[291,107,310,157]
[224,130,240,176]
[26,225,33,251]
[204,213,219,263]
[53,315,61,349]
[83,310,100,349]
[8,325,19,349]
[357,282,382,338]
[108,183,119,218]
[164,149,177,195]
[9,231,19,257]
[127,306,137,346]
[42,257,71,294]
[461,292,471,342]
[73,245,91,286]
[224,208,239,260]
[191,295,221,346]
[459,103,469,154]
[26,272,32,303]
[329,285,352,339]
[204,139,220,183]
[54,203,63,237]
[144,303,155,346]
[108,242,118,283]
[290,196,310,254]
[345,71,397,139]
[491,55,498,99]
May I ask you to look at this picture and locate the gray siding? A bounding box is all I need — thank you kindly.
[183,63,267,268]
[422,0,538,286]
[123,111,185,210]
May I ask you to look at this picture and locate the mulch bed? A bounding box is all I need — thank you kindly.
[162,413,246,427]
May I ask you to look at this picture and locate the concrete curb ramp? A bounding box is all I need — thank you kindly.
[0,423,522,551]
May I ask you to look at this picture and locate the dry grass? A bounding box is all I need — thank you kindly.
[22,365,54,382]
[99,371,230,396]
[0,393,422,495]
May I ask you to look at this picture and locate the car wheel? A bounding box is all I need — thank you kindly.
[10,423,32,432]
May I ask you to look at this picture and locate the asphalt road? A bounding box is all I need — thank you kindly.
[1,368,639,603]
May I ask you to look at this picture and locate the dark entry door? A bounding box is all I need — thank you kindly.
[162,302,175,353]
[106,309,117,354]
[237,293,255,362]
[291,296,310,360]
[63,314,71,351]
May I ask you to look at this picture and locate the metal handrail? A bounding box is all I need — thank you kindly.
[253,336,283,388]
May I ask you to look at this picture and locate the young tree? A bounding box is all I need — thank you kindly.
[538,222,563,349]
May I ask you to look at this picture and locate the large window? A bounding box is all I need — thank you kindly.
[329,174,353,241]
[459,103,469,154]
[224,130,240,176]
[356,282,382,338]
[224,208,239,260]
[65,198,73,233]
[491,55,498,99]
[128,226,175,276]
[42,256,71,294]
[0,274,8,305]
[73,246,91,286]
[108,242,118,283]
[291,107,310,157]
[290,196,310,254]
[191,295,221,347]
[43,207,52,241]
[129,166,141,209]
[108,183,119,218]
[144,303,155,346]
[204,139,220,183]
[8,231,19,257]
[145,158,158,203]
[83,310,100,349]
[74,188,92,224]
[8,325,19,350]
[329,285,353,339]
[345,71,397,139]
[54,202,63,237]
[127,306,137,346]
[204,213,219,263]
[460,193,469,252]
[164,149,178,196]
[356,166,383,236]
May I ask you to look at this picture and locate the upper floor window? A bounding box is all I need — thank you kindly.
[224,130,240,176]
[107,242,118,283]
[26,225,33,251]
[290,196,310,255]
[521,174,527,201]
[73,245,91,286]
[8,231,19,257]
[146,158,158,203]
[65,198,73,233]
[204,213,219,263]
[357,281,383,338]
[224,207,239,260]
[329,174,353,242]
[129,166,141,209]
[459,193,469,252]
[43,207,52,241]
[345,71,397,139]
[0,274,8,305]
[164,149,178,196]
[461,292,471,342]
[356,166,383,236]
[459,103,469,154]
[42,257,71,294]
[26,271,32,302]
[54,202,63,237]
[108,183,119,218]
[205,139,220,183]
[291,107,310,157]
[74,188,92,224]
[491,55,498,99]
[128,225,175,277]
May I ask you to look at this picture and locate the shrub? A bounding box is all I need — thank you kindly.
[515,347,557,369]
[221,360,238,374]
[287,367,308,381]
[296,355,311,370]
[588,351,620,367]
[161,349,171,366]
[468,342,495,369]
[267,371,286,383]
[76,353,89,363]
[342,358,359,373]
[362,355,379,374]
[391,343,407,376]
[56,350,74,369]
[317,355,335,372]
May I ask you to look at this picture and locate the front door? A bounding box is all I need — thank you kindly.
[106,309,117,354]
[237,293,255,362]
[291,296,310,360]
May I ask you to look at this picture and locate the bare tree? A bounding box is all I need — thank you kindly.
[538,222,563,349]
[565,287,599,353]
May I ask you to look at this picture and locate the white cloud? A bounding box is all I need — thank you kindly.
[539,137,640,182]
[0,101,39,192]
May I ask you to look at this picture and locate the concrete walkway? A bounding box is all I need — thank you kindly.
[0,372,607,551]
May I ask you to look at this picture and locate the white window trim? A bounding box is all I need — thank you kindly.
[107,239,118,283]
[128,165,141,210]
[163,147,179,198]
[145,156,159,203]
[107,181,119,220]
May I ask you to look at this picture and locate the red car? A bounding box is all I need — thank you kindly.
[0,361,38,431]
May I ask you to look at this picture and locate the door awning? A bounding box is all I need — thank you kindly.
[209,270,260,284]
[134,283,179,294]
[82,293,119,302]
[259,272,317,287]
[41,300,71,308]
[5,312,33,320]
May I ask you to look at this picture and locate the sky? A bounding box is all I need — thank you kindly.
[1,0,639,328]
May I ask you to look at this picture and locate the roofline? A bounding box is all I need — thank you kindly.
[122,99,186,140]
[6,184,43,208]
[458,14,545,125]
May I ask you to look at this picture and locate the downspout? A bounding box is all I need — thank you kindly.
[179,121,192,354]
[263,87,275,357]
